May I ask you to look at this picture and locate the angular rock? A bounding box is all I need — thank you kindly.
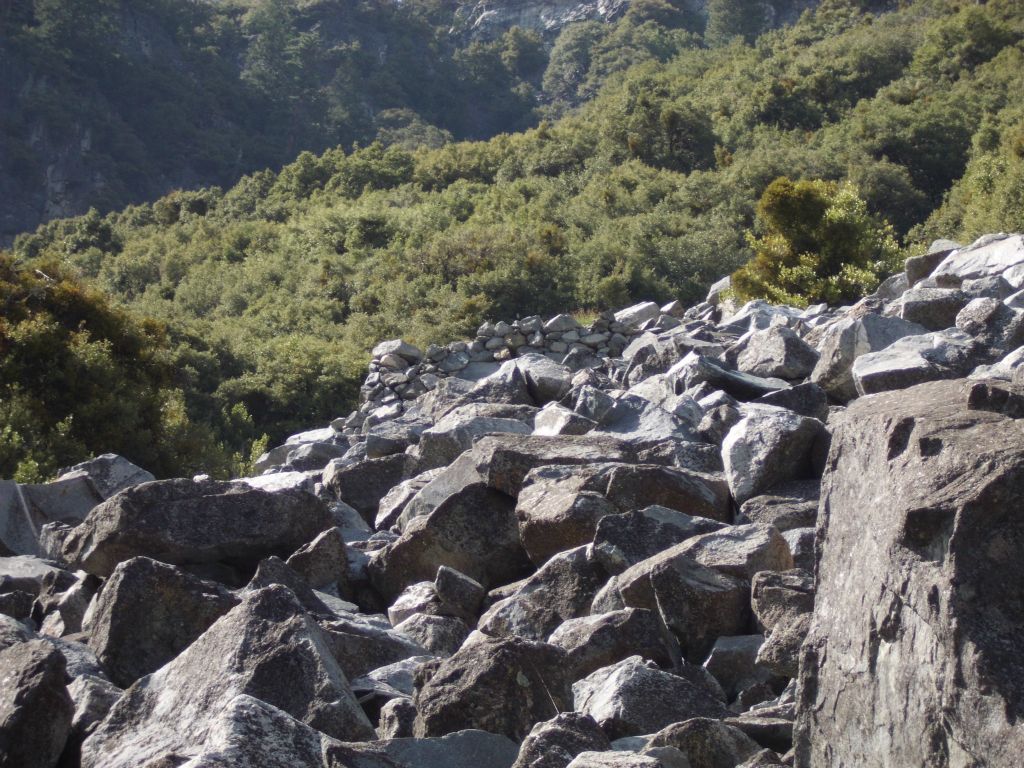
[573,656,728,740]
[419,408,533,470]
[61,479,332,578]
[930,233,1024,288]
[373,339,424,362]
[851,329,983,396]
[379,698,417,739]
[781,528,814,571]
[754,382,829,422]
[479,545,609,641]
[736,480,818,532]
[319,613,429,679]
[615,302,661,329]
[285,526,349,592]
[57,454,155,499]
[0,639,74,768]
[0,555,69,596]
[594,545,749,662]
[377,468,445,531]
[795,379,1024,765]
[368,482,531,601]
[642,718,761,768]
[414,636,572,740]
[566,753,663,767]
[677,524,792,581]
[897,286,970,331]
[756,613,809,678]
[81,586,375,767]
[593,507,728,574]
[702,635,773,701]
[434,566,485,621]
[394,613,469,656]
[722,406,827,505]
[0,474,104,556]
[88,556,239,687]
[750,569,814,633]
[534,403,599,436]
[670,353,790,401]
[355,730,520,768]
[737,326,819,380]
[512,712,611,768]
[324,453,417,522]
[810,312,927,402]
[548,608,678,679]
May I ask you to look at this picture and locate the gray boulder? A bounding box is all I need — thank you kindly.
[80,586,375,768]
[61,479,332,578]
[736,481,819,532]
[810,312,927,402]
[418,407,533,470]
[548,608,678,679]
[851,329,983,396]
[478,545,608,641]
[592,546,749,663]
[87,556,239,687]
[722,406,827,505]
[795,379,1024,765]
[57,454,155,499]
[930,233,1024,287]
[0,639,74,768]
[642,718,761,768]
[737,327,819,380]
[593,507,728,574]
[414,636,572,740]
[354,730,520,768]
[533,403,598,436]
[0,474,104,556]
[393,613,470,656]
[285,526,350,593]
[368,482,531,601]
[677,524,793,581]
[670,353,790,401]
[512,712,611,768]
[897,286,970,330]
[319,613,430,679]
[755,382,829,422]
[566,753,663,767]
[324,453,417,521]
[573,656,728,740]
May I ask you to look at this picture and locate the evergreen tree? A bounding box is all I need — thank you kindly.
[704,0,767,47]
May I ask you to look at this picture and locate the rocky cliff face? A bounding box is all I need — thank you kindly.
[2,232,1023,767]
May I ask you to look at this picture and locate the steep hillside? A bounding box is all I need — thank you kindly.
[1,0,821,242]
[6,0,1024,480]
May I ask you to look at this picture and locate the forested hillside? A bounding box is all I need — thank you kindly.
[4,0,1024,481]
[0,0,811,241]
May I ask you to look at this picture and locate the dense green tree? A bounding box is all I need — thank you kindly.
[704,0,768,47]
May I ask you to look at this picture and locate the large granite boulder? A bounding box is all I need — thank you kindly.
[61,479,332,578]
[368,482,531,601]
[810,312,927,402]
[87,556,239,687]
[512,712,611,768]
[80,586,375,768]
[794,379,1024,765]
[0,639,74,768]
[572,656,728,740]
[413,636,572,740]
[722,406,827,505]
[850,329,983,396]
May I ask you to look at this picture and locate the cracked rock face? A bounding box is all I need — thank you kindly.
[795,379,1024,766]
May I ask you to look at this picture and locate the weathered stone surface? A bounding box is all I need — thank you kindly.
[61,479,332,578]
[643,718,761,768]
[781,527,814,571]
[81,586,374,767]
[810,312,927,402]
[737,326,819,380]
[478,545,608,641]
[677,524,793,581]
[755,382,829,422]
[702,635,772,701]
[368,483,531,601]
[750,569,814,633]
[0,555,68,596]
[930,233,1024,288]
[388,581,442,626]
[379,698,417,739]
[897,286,970,330]
[0,474,103,556]
[373,339,424,361]
[671,353,790,401]
[534,403,599,436]
[352,730,520,768]
[419,408,533,470]
[593,507,728,574]
[737,481,819,532]
[393,613,469,656]
[566,753,663,767]
[65,674,122,760]
[795,379,1024,766]
[0,639,74,768]
[756,613,809,678]
[88,556,239,687]
[593,545,749,662]
[955,296,1024,351]
[324,454,417,521]
[377,469,445,531]
[573,656,728,740]
[434,566,485,621]
[414,636,572,740]
[285,527,349,592]
[57,454,155,499]
[512,712,611,768]
[851,329,983,396]
[722,407,827,505]
[320,613,429,679]
[594,394,697,445]
[548,608,677,679]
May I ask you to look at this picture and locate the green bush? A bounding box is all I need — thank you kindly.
[731,177,901,306]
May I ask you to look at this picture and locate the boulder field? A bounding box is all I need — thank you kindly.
[1,233,1023,767]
